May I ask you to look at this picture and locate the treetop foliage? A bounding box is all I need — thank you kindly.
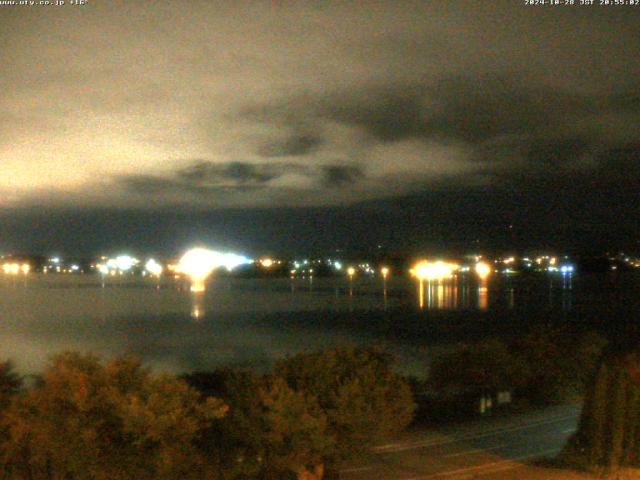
[0,352,227,480]
[428,328,607,405]
[275,346,415,458]
[0,347,416,480]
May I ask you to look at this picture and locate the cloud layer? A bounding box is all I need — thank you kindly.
[0,1,638,253]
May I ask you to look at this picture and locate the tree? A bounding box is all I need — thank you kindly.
[0,352,227,480]
[185,369,331,480]
[428,338,520,398]
[563,339,640,471]
[274,347,415,461]
[512,327,607,405]
[427,330,607,410]
[0,361,21,410]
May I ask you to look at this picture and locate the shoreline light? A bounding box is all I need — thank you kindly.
[106,255,138,273]
[475,261,492,280]
[260,258,274,268]
[178,248,251,292]
[2,263,26,275]
[411,260,459,282]
[145,259,163,277]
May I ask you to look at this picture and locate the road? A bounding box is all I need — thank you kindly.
[339,405,580,479]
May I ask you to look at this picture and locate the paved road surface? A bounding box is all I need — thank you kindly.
[339,405,580,479]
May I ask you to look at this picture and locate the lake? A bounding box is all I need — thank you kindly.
[1,271,638,377]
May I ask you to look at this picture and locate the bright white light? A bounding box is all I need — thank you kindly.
[221,253,252,272]
[412,261,459,281]
[178,248,251,292]
[115,255,137,271]
[145,259,163,276]
[560,265,574,274]
[105,255,138,272]
[334,261,343,271]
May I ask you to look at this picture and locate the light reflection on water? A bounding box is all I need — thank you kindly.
[414,276,522,312]
[0,271,637,376]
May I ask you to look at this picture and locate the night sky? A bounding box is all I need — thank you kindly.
[1,1,639,257]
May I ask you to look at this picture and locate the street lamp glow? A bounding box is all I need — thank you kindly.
[347,267,356,277]
[3,263,20,275]
[475,261,492,280]
[381,266,390,279]
[260,258,274,268]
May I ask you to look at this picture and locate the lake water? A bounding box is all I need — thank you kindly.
[1,271,638,377]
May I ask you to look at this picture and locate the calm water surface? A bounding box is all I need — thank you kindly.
[1,272,638,376]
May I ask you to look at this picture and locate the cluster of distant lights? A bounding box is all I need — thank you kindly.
[2,262,30,275]
[94,250,253,292]
[42,257,81,274]
[0,254,571,281]
[10,249,640,295]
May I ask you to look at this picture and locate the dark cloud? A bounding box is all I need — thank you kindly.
[321,165,365,187]
[178,161,289,186]
[257,133,323,157]
[115,160,366,205]
[321,86,426,142]
[119,161,296,199]
[593,144,640,188]
[524,137,591,170]
[242,75,639,181]
[246,76,589,144]
[280,76,627,144]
